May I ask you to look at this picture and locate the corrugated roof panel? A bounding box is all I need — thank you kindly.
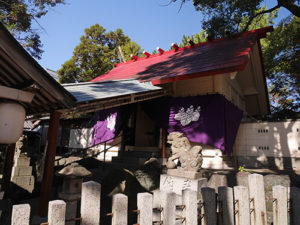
[63,79,162,103]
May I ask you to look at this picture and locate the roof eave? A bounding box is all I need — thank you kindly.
[0,23,76,109]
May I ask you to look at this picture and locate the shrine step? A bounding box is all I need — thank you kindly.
[108,161,141,170]
[111,156,149,165]
[122,150,159,158]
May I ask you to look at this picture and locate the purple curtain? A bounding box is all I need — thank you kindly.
[142,94,243,155]
[91,106,132,145]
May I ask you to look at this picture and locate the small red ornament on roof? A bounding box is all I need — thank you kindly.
[188,39,195,47]
[157,47,165,54]
[130,54,138,61]
[171,43,179,51]
[143,50,151,58]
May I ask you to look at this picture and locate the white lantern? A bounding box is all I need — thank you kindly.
[0,102,26,144]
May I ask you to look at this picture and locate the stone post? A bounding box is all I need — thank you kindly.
[161,191,176,225]
[81,181,101,225]
[112,193,128,225]
[182,189,197,225]
[152,190,162,222]
[201,187,217,225]
[248,174,267,225]
[272,185,287,225]
[11,204,30,225]
[218,186,234,225]
[48,200,66,225]
[290,187,300,225]
[233,186,250,225]
[137,192,153,225]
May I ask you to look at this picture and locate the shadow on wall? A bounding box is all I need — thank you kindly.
[235,120,300,171]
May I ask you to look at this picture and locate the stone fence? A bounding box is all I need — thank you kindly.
[11,174,300,225]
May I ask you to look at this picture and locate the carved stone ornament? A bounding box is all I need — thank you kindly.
[166,132,203,172]
[174,105,201,126]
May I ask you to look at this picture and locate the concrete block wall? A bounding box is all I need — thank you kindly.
[234,120,300,169]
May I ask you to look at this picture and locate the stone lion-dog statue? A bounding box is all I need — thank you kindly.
[166,132,203,171]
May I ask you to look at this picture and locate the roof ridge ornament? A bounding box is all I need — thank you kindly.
[143,50,151,58]
[157,47,165,54]
[130,54,139,61]
[171,43,179,51]
[188,39,195,47]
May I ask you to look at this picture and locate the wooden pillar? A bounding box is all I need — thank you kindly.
[39,111,61,216]
[160,128,167,158]
[1,143,16,192]
[119,129,126,162]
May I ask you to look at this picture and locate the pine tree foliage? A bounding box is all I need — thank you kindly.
[263,16,300,118]
[180,30,206,47]
[0,0,65,59]
[58,24,141,83]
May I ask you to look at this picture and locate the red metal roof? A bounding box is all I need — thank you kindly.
[91,27,273,85]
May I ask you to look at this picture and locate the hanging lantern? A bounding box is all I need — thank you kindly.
[0,102,25,144]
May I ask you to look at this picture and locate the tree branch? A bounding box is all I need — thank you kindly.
[278,0,300,17]
[177,0,185,13]
[242,4,281,32]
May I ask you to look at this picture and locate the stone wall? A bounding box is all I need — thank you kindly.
[11,154,34,193]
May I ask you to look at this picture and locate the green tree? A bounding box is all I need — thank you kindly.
[58,24,141,83]
[179,30,206,47]
[0,0,65,59]
[122,41,141,61]
[173,0,299,38]
[263,16,300,118]
[179,6,277,46]
[179,6,277,47]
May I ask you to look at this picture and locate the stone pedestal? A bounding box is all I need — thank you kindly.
[11,154,34,193]
[160,173,207,225]
[56,163,91,225]
[167,169,203,179]
[160,174,207,197]
[58,178,82,225]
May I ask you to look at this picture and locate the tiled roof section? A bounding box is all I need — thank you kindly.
[91,27,273,84]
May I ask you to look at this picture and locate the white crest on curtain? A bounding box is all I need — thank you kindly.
[174,105,201,126]
[107,114,116,131]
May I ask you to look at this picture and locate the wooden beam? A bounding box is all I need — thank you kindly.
[160,129,167,158]
[1,143,16,192]
[0,85,34,103]
[39,111,61,216]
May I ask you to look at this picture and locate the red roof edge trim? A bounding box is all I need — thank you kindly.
[257,40,271,115]
[112,26,273,69]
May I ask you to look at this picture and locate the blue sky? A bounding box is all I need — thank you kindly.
[35,0,290,71]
